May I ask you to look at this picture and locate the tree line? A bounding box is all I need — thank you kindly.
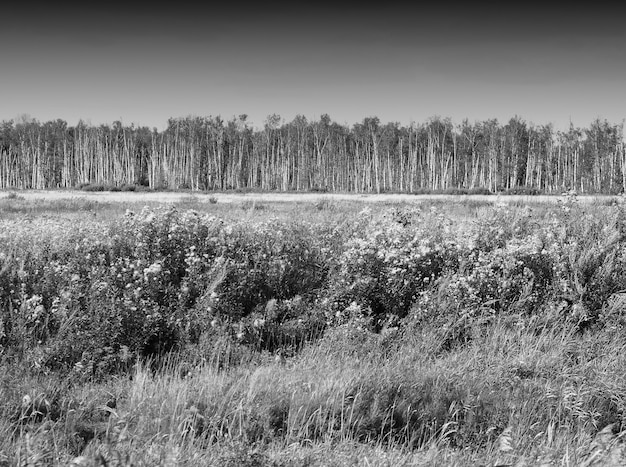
[0,114,623,193]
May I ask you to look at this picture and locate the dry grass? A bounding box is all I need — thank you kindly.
[5,318,617,465]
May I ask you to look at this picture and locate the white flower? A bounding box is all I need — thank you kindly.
[143,262,162,279]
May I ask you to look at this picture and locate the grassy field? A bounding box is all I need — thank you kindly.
[1,188,619,205]
[0,191,625,466]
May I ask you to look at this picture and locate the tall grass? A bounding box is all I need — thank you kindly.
[2,317,618,465]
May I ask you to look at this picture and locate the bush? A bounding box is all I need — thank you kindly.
[241,200,267,211]
[5,191,24,200]
[468,187,492,195]
[0,207,334,373]
[78,183,120,192]
[503,186,543,196]
[326,216,458,327]
[3,201,626,378]
[442,187,469,195]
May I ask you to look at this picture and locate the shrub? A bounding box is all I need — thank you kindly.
[241,200,267,211]
[0,207,332,372]
[3,201,626,380]
[504,186,543,196]
[438,236,554,319]
[468,187,492,195]
[5,191,24,200]
[412,187,432,195]
[326,216,458,328]
[442,187,469,195]
[79,183,119,192]
[314,198,335,211]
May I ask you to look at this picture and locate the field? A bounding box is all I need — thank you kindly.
[1,191,626,466]
[2,189,617,205]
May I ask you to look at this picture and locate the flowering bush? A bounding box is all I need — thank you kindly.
[444,235,554,318]
[0,208,332,373]
[206,219,329,321]
[2,202,626,376]
[327,217,458,327]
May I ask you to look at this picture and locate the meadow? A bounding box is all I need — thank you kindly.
[0,191,625,466]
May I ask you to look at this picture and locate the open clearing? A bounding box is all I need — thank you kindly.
[3,189,618,204]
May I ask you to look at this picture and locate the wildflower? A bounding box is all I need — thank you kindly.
[498,427,514,453]
[143,262,162,278]
[22,394,32,407]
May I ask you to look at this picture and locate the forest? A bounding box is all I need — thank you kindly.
[0,114,624,193]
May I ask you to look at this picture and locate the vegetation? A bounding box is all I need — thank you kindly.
[0,115,624,193]
[0,194,625,464]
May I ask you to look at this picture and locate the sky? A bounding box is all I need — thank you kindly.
[1,2,625,131]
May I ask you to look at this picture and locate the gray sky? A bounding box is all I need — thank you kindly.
[1,3,624,130]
